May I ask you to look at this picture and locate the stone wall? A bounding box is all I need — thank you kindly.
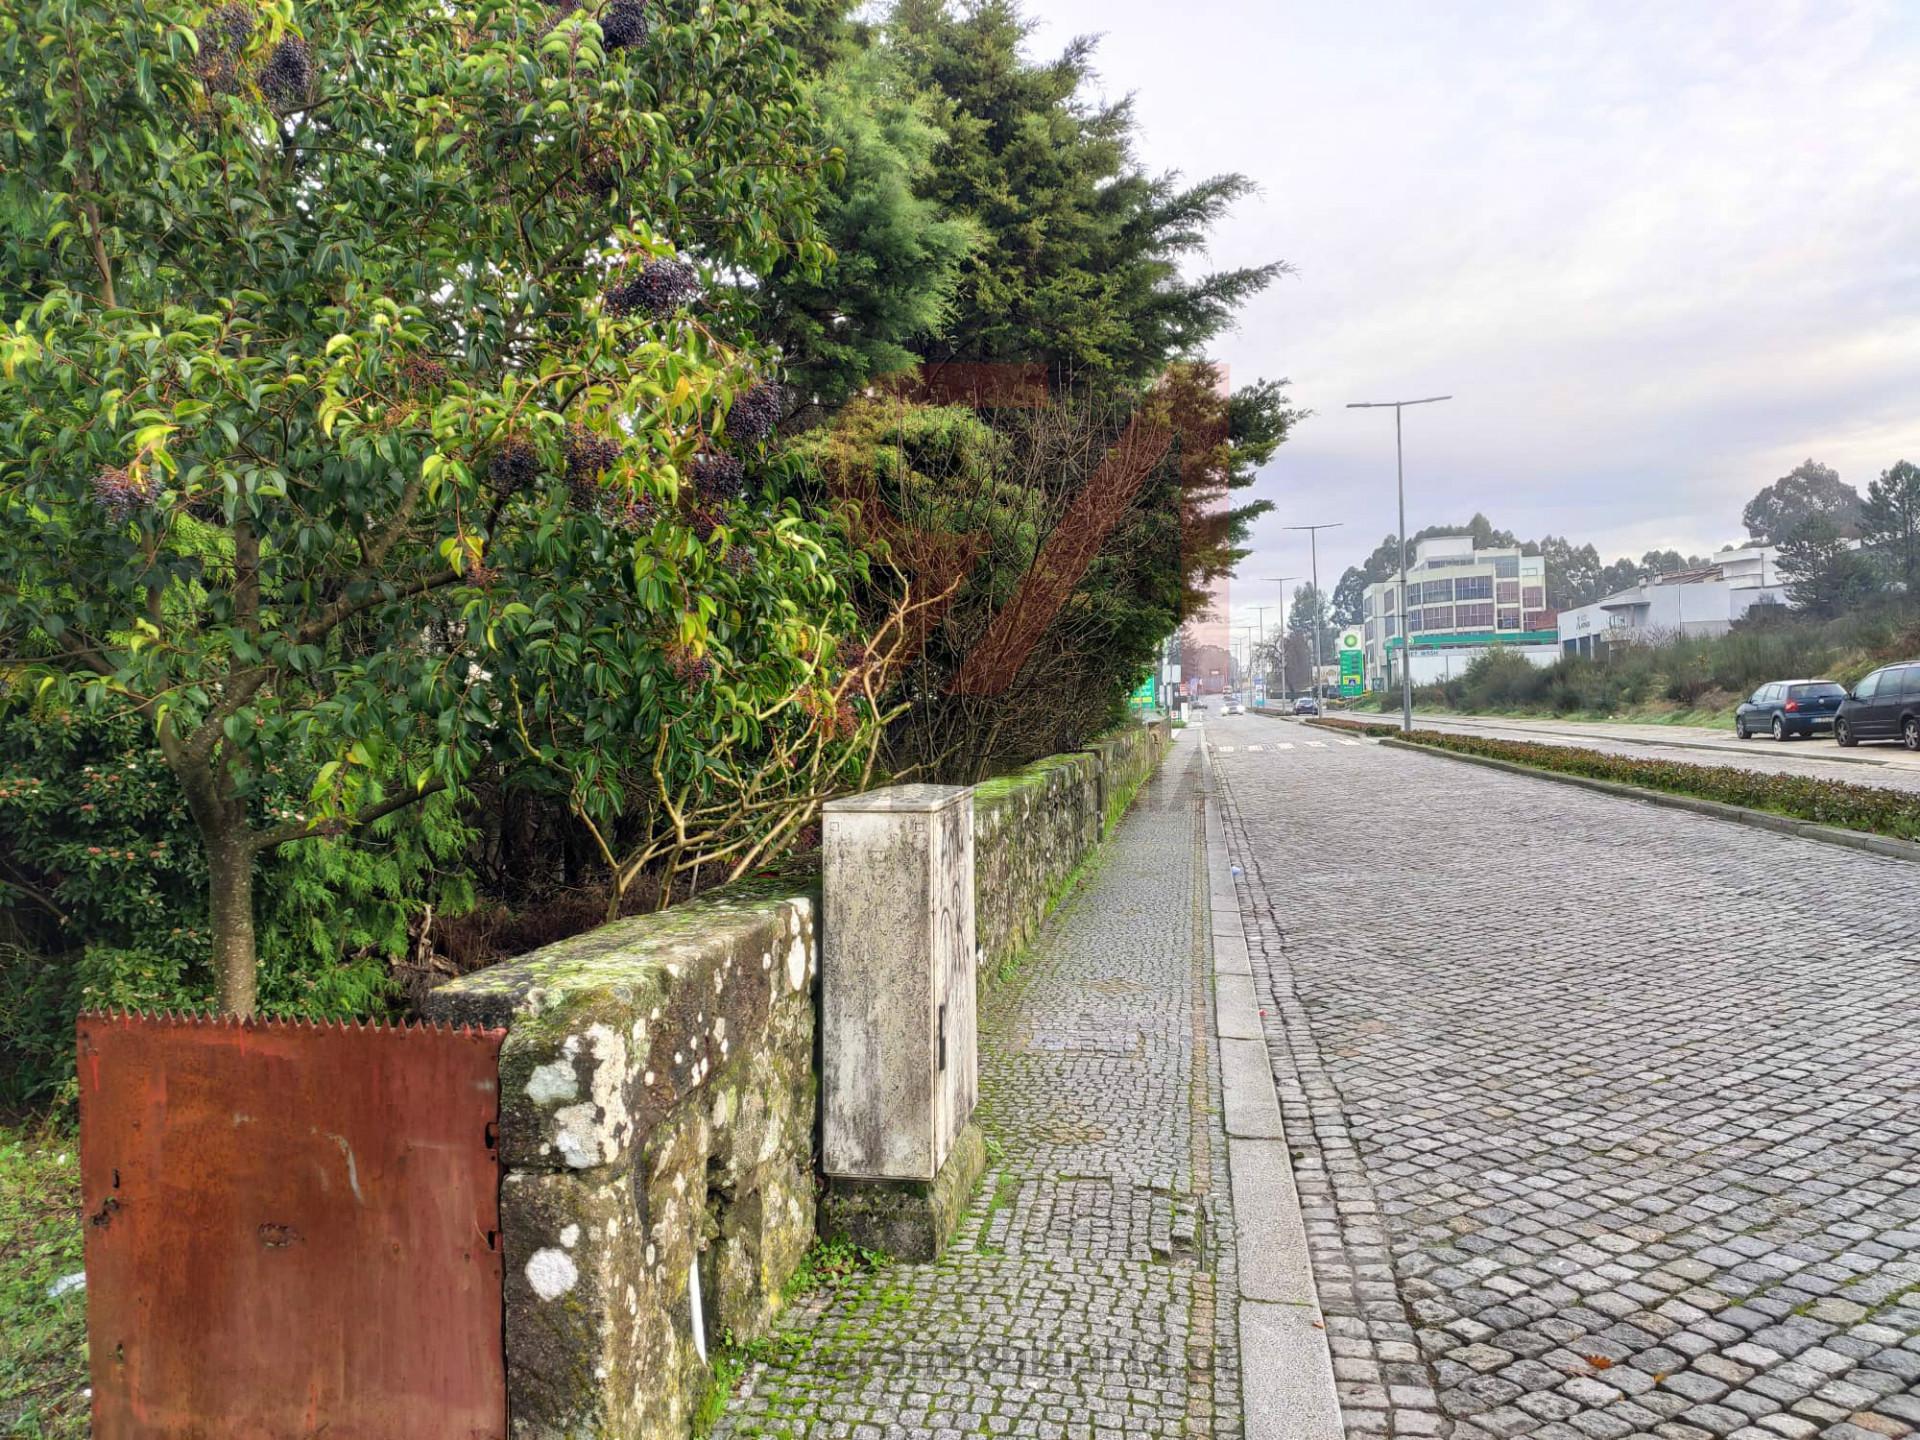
[421,719,1169,1438]
[972,719,1169,978]
[423,875,820,1440]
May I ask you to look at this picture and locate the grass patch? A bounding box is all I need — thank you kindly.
[974,1171,1022,1253]
[1395,730,1920,842]
[1,1124,88,1439]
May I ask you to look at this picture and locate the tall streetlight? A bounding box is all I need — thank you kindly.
[1250,605,1269,705]
[1282,525,1343,703]
[1262,577,1299,699]
[1346,395,1452,732]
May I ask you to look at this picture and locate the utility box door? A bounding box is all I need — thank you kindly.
[822,784,977,1180]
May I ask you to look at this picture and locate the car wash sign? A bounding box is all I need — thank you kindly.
[1337,627,1364,698]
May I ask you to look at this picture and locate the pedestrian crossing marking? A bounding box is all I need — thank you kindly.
[1216,745,1235,753]
[1247,744,1264,752]
[1305,741,1327,749]
[1336,739,1359,747]
[1275,743,1294,750]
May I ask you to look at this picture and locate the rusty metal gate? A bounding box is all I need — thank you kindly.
[78,1011,508,1440]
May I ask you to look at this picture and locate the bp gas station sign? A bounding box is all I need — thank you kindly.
[1337,627,1364,698]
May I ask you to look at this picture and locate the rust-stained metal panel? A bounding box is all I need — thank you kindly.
[78,1011,507,1440]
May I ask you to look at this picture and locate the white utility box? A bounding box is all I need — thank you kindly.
[820,784,977,1180]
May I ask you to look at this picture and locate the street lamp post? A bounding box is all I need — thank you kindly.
[1346,395,1452,732]
[1262,577,1299,700]
[1250,605,1269,705]
[1282,526,1343,705]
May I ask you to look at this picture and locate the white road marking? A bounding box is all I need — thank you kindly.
[1305,741,1327,749]
[1274,743,1294,750]
[1336,739,1359,747]
[1217,745,1236,753]
[1247,744,1264,752]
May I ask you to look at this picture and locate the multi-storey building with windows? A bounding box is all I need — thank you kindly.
[1360,535,1560,688]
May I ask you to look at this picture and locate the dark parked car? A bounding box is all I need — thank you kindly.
[1835,661,1920,749]
[1293,696,1320,716]
[1734,679,1846,741]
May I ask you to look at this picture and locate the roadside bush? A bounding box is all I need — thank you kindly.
[0,696,472,1108]
[1397,730,1920,842]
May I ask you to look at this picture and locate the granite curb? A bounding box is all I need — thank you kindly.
[1199,724,1342,1440]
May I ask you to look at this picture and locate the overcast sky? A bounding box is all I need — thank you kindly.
[1024,0,1920,628]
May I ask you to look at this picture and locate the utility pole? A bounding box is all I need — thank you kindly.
[1346,395,1452,732]
[1282,526,1343,703]
[1262,577,1299,700]
[1251,605,1269,705]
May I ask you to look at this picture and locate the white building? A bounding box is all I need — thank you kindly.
[1558,546,1787,657]
[1361,536,1561,689]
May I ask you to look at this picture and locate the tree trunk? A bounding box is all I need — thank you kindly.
[164,744,261,1017]
[206,836,259,1017]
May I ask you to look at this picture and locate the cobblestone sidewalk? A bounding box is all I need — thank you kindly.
[1210,720,1920,1440]
[719,738,1242,1439]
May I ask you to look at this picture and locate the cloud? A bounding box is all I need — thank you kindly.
[1025,0,1920,615]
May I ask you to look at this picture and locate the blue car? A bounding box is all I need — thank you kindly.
[1734,679,1845,741]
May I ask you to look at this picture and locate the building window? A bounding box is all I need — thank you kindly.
[1522,586,1545,609]
[1497,608,1521,630]
[1423,605,1454,631]
[1455,603,1494,629]
[1497,580,1520,604]
[1524,610,1551,631]
[1385,615,1398,638]
[1455,574,1493,601]
[1406,609,1424,633]
[1493,556,1520,579]
[1364,620,1375,643]
[1421,578,1454,604]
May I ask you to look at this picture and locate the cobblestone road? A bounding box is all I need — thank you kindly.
[1210,716,1920,1440]
[720,738,1238,1438]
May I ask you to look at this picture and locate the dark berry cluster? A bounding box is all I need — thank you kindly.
[488,435,541,496]
[193,4,255,91]
[202,3,256,52]
[579,165,616,204]
[689,506,724,543]
[564,425,621,485]
[722,544,753,577]
[259,35,313,110]
[690,451,744,504]
[92,467,152,521]
[724,382,782,445]
[599,0,648,50]
[664,643,711,687]
[399,354,447,391]
[604,259,700,321]
[607,495,657,532]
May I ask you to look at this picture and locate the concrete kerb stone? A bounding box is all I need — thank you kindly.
[1219,1039,1286,1139]
[1241,1302,1345,1440]
[1377,736,1920,865]
[1199,741,1342,1440]
[1216,973,1264,1041]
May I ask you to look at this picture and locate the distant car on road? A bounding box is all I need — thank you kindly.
[1292,697,1320,716]
[1734,679,1846,741]
[1835,662,1920,749]
[1224,699,1244,715]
